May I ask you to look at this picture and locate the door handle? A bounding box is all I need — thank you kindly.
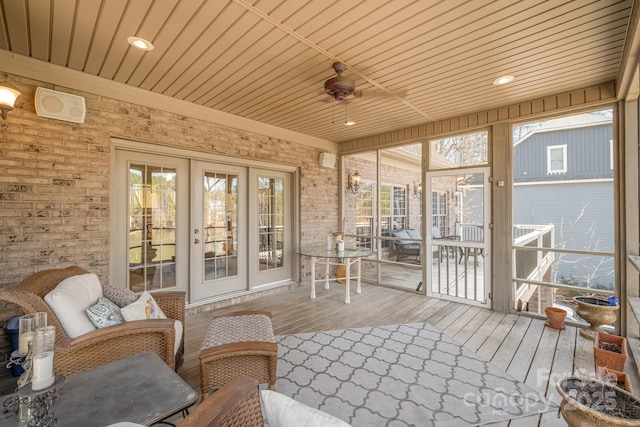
[194,239,200,244]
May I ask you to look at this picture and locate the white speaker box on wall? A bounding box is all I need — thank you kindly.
[319,152,336,168]
[35,87,86,124]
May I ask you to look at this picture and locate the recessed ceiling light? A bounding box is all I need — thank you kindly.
[127,36,154,51]
[493,75,514,86]
[344,120,356,126]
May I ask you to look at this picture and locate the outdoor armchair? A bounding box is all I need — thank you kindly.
[0,265,185,376]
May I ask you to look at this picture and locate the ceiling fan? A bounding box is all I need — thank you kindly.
[323,62,362,101]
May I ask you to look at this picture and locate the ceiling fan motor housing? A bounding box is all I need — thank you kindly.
[324,62,355,101]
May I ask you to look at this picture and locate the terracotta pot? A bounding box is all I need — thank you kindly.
[545,306,567,329]
[594,331,628,371]
[574,296,619,340]
[597,366,633,394]
[557,376,640,426]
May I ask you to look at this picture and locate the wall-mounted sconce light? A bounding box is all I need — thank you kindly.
[348,171,361,194]
[0,82,21,121]
[413,181,422,199]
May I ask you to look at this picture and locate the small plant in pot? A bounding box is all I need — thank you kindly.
[557,376,640,426]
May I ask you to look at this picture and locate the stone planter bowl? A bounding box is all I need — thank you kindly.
[573,296,619,340]
[557,376,640,426]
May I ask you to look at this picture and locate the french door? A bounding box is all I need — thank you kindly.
[191,161,248,300]
[249,169,293,286]
[112,150,190,294]
[113,146,296,303]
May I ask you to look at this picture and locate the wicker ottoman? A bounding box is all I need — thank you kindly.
[199,310,277,397]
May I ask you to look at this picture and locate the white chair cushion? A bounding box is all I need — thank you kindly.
[105,423,145,427]
[173,320,183,356]
[44,273,103,339]
[260,390,351,427]
[406,228,421,240]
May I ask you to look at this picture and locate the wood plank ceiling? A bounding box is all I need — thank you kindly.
[0,0,633,143]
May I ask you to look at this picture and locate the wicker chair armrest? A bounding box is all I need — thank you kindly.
[183,376,264,425]
[200,341,278,361]
[65,319,176,348]
[213,310,272,319]
[153,291,186,323]
[55,319,176,376]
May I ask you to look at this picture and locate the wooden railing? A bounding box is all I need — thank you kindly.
[512,224,555,309]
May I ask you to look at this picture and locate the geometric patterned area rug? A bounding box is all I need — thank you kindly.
[276,323,556,426]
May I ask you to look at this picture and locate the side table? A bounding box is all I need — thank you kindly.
[298,247,375,304]
[1,351,197,426]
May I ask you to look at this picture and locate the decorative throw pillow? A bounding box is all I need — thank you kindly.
[103,285,138,308]
[260,390,351,427]
[120,291,167,321]
[86,297,124,328]
[44,273,103,338]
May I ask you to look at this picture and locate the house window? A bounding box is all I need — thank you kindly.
[547,144,567,174]
[381,184,407,233]
[432,191,448,234]
[355,181,374,248]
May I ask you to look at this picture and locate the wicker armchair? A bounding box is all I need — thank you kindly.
[182,376,264,427]
[0,266,185,376]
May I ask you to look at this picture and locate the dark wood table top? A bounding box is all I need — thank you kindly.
[1,351,198,426]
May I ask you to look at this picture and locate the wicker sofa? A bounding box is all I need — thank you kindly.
[0,265,185,376]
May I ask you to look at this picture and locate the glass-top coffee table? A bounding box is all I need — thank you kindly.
[298,247,375,304]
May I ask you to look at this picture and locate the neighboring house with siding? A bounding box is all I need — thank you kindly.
[512,115,614,289]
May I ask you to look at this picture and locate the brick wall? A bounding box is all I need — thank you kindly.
[0,72,339,296]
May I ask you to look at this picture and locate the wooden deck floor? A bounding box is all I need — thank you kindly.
[179,282,639,426]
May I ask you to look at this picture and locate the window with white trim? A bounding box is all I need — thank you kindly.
[431,191,448,234]
[547,144,567,174]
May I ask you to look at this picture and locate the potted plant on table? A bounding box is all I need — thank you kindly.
[557,376,640,426]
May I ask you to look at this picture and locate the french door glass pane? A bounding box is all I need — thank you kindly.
[128,164,177,292]
[258,176,284,270]
[203,172,238,281]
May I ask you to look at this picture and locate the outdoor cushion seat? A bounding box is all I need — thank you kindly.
[0,266,185,376]
[199,310,277,396]
[391,229,421,263]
